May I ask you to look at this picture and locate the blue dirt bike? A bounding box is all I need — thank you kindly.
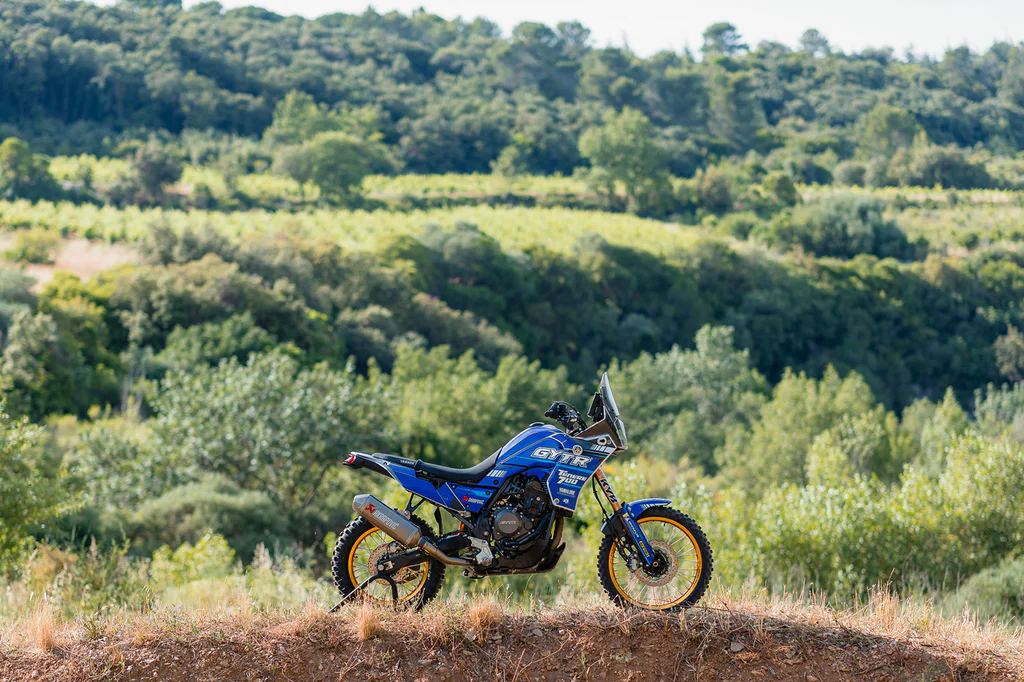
[333,374,712,611]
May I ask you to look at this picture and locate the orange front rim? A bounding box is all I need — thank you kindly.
[608,517,702,609]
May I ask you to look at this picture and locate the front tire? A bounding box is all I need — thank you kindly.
[598,506,712,611]
[331,514,445,609]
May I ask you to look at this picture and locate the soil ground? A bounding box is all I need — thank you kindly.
[2,599,1021,682]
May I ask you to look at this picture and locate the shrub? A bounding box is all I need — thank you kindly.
[19,540,150,617]
[5,228,60,264]
[0,137,61,201]
[833,160,867,186]
[756,194,917,260]
[149,532,236,587]
[695,168,734,214]
[943,555,1024,622]
[156,312,276,371]
[715,211,764,239]
[894,144,994,189]
[132,475,287,561]
[702,432,1024,598]
[0,408,70,567]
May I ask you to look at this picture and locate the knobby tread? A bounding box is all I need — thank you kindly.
[597,505,713,612]
[331,513,445,610]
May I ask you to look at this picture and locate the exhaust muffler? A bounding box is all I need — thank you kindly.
[353,494,470,567]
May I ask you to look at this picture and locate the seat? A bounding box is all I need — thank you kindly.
[373,451,500,483]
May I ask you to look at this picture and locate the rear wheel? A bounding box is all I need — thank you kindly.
[331,514,445,609]
[598,506,712,611]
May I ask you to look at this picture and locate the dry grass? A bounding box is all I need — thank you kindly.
[705,584,1024,673]
[25,604,61,653]
[352,602,387,641]
[3,590,1022,681]
[466,596,504,633]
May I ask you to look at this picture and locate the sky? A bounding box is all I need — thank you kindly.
[172,0,1024,58]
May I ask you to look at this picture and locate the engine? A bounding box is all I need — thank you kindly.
[476,476,553,566]
[489,478,548,539]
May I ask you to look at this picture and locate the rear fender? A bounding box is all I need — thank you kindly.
[343,452,451,509]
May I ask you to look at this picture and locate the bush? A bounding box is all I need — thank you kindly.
[695,168,734,214]
[150,532,236,587]
[0,407,69,567]
[943,554,1024,622]
[715,211,764,239]
[132,475,287,561]
[4,228,60,264]
[691,432,1024,598]
[833,160,867,187]
[156,312,276,371]
[0,137,61,201]
[756,194,917,260]
[151,350,392,522]
[893,144,994,189]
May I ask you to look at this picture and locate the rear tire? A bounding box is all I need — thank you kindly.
[331,514,445,609]
[597,506,712,612]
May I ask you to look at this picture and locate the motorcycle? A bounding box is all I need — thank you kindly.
[332,373,712,611]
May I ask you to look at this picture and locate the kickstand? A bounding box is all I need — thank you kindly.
[327,571,400,614]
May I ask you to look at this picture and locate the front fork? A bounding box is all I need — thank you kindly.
[593,467,657,567]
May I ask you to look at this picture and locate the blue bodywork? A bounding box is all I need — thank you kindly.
[354,424,661,566]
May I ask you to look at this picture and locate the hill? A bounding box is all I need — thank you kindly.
[5,0,1024,177]
[3,594,1021,681]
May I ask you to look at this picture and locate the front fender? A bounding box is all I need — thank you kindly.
[600,497,671,536]
[623,497,672,517]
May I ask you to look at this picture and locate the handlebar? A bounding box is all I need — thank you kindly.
[545,401,587,435]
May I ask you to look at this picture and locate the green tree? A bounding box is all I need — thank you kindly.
[390,345,576,467]
[151,350,393,520]
[129,141,184,204]
[0,310,91,419]
[701,22,748,58]
[0,138,60,201]
[717,366,878,495]
[856,104,923,159]
[762,171,800,207]
[695,168,734,214]
[995,325,1024,383]
[578,107,673,215]
[263,91,339,147]
[614,325,767,472]
[491,144,528,178]
[0,407,69,566]
[274,131,390,203]
[915,387,969,476]
[799,29,831,58]
[707,69,765,150]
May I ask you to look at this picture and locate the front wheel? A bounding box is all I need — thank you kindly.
[598,506,712,611]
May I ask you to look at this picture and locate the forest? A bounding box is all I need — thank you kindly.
[3,0,1024,630]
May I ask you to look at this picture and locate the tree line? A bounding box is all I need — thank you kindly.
[3,0,1024,180]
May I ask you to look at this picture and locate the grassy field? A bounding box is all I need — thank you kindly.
[30,161,1024,259]
[0,200,704,255]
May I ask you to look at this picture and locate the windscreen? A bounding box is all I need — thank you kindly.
[600,373,628,447]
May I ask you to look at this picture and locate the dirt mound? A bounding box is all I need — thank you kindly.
[2,599,1020,681]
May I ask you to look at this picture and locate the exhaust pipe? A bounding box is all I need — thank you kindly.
[353,494,470,567]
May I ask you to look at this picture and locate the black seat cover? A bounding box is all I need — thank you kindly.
[373,451,499,483]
